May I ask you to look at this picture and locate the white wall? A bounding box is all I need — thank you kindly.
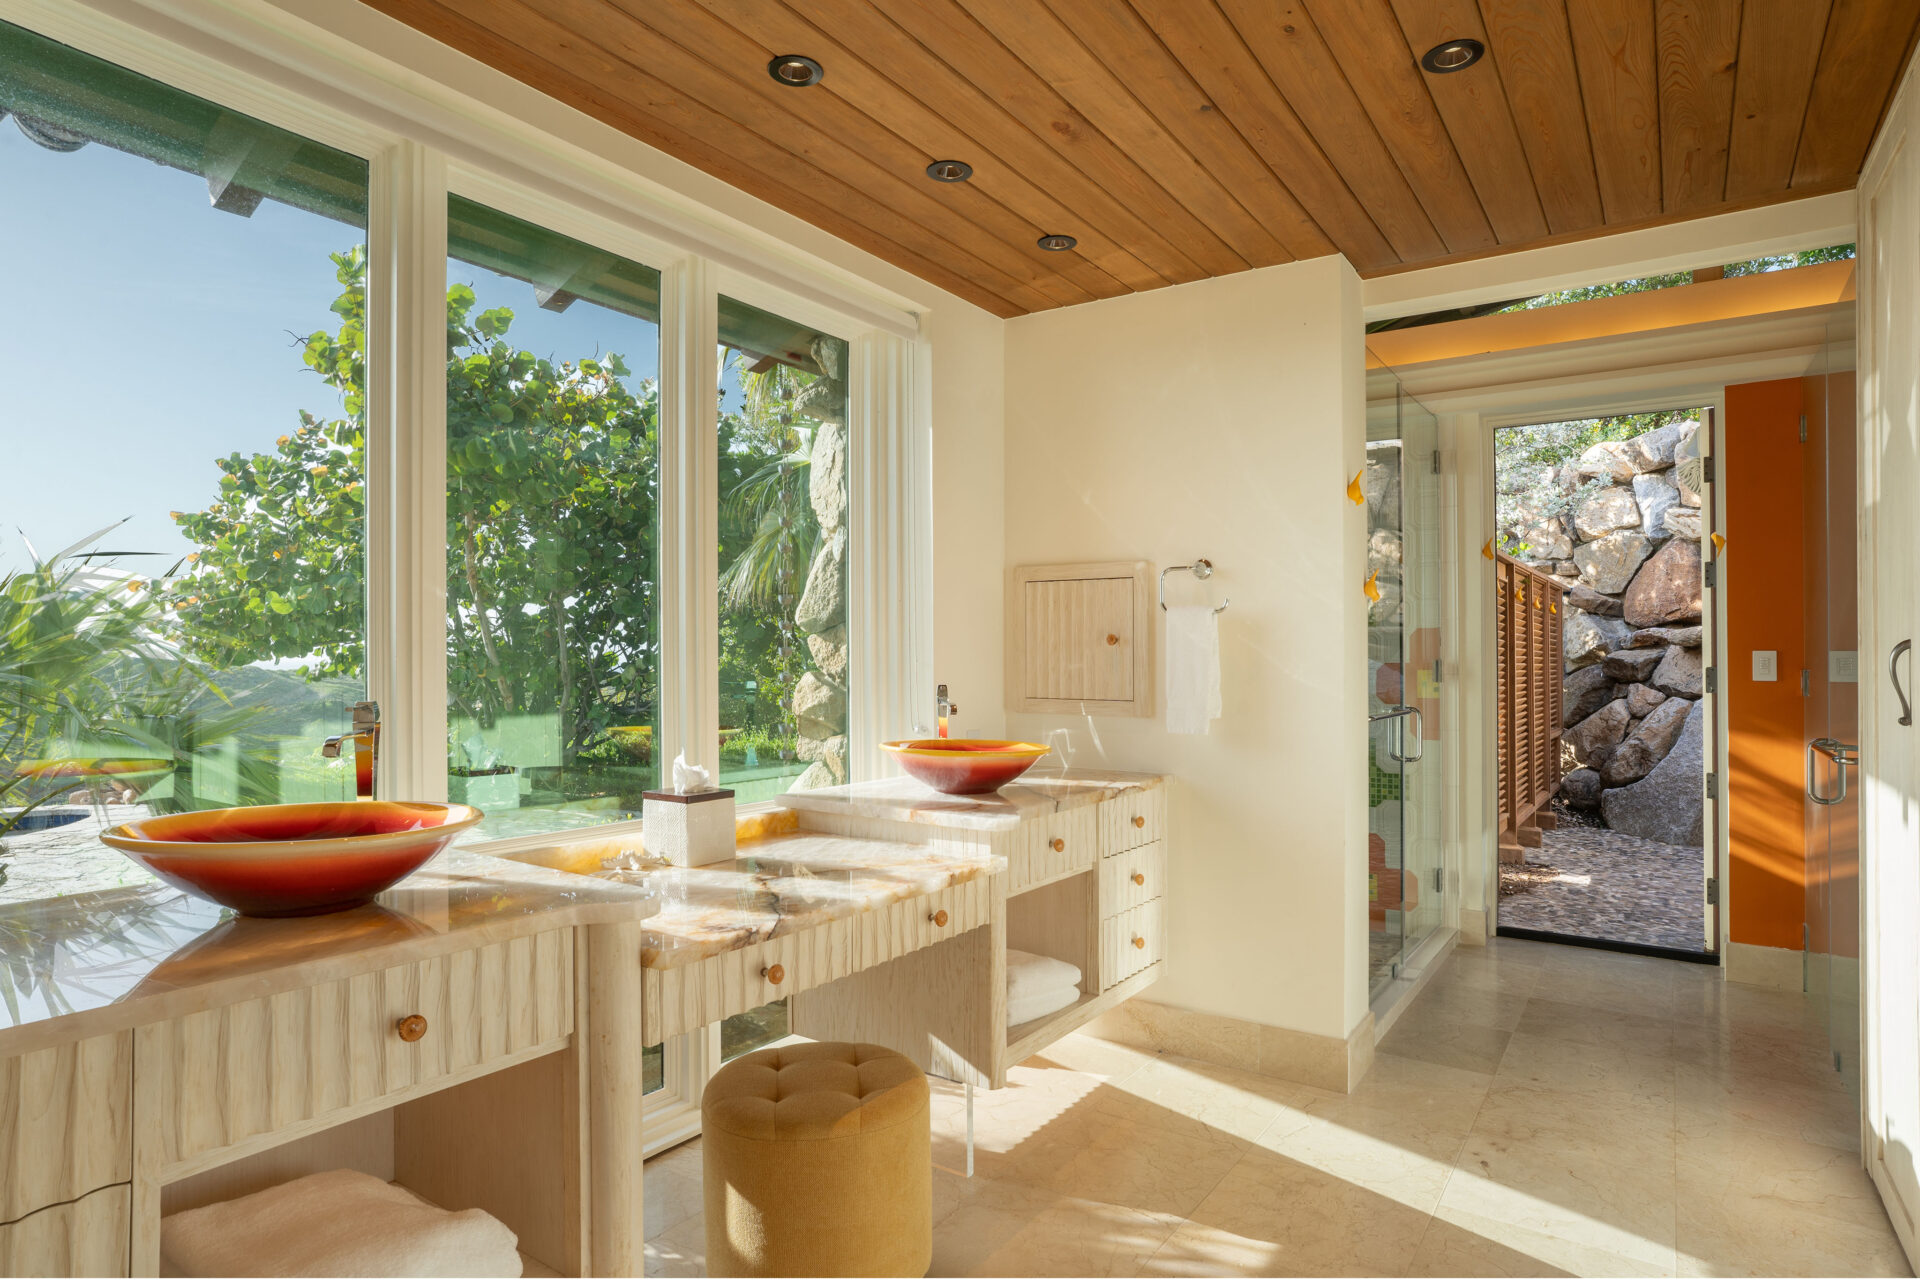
[1002,257,1371,1041]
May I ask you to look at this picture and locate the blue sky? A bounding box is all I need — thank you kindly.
[0,120,703,579]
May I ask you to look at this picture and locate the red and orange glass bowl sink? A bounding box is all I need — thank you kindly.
[99,801,482,917]
[880,739,1051,795]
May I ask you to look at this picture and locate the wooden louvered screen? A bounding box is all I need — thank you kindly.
[1496,554,1566,845]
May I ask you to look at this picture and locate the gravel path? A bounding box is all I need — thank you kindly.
[1498,824,1708,952]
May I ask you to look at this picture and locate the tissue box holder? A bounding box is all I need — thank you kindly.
[643,788,737,867]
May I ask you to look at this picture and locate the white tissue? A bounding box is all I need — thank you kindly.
[671,752,712,795]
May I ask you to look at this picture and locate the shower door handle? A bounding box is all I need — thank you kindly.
[1807,738,1860,807]
[1391,706,1425,764]
[1892,639,1913,727]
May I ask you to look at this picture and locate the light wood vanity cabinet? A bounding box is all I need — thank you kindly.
[0,1032,132,1227]
[1100,842,1165,916]
[1007,805,1097,893]
[0,1185,131,1278]
[1007,562,1154,717]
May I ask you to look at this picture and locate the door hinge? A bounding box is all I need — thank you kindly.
[1703,455,1716,483]
[1799,413,1809,443]
[1706,771,1718,800]
[1705,667,1717,693]
[1802,669,1812,697]
[1432,449,1442,475]
[1704,562,1717,588]
[1706,876,1719,906]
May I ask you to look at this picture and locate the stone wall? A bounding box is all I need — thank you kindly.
[790,335,850,792]
[1510,422,1707,846]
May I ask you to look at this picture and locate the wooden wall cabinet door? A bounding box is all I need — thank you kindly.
[1008,562,1154,717]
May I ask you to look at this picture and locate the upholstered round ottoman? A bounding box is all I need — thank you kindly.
[700,1041,931,1278]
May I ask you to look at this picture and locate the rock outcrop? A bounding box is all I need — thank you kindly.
[1602,700,1706,845]
[1622,539,1703,627]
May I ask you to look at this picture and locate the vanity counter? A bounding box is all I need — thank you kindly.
[774,768,1166,833]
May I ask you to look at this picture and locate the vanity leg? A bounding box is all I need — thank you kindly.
[585,919,646,1277]
[965,1079,975,1179]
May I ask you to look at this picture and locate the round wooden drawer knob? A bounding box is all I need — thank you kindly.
[762,964,785,985]
[1051,837,1066,853]
[1132,815,1146,828]
[1106,633,1120,646]
[1132,872,1146,887]
[396,1014,428,1043]
[930,909,950,927]
[1132,935,1146,950]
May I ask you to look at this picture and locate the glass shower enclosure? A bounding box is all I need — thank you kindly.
[1366,364,1448,1000]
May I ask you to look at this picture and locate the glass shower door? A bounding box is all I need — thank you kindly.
[1366,365,1446,998]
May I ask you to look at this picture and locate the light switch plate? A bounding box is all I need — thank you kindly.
[1752,650,1778,682]
[1831,650,1860,683]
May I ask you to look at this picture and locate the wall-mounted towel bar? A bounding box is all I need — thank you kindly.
[1160,560,1230,614]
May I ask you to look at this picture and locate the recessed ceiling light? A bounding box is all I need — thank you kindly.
[1420,38,1484,74]
[767,54,825,87]
[1037,233,1077,252]
[926,159,973,183]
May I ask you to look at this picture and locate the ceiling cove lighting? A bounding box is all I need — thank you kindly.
[1037,233,1077,251]
[926,159,973,182]
[1420,38,1484,73]
[767,55,825,87]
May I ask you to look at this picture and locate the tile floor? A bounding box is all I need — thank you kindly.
[1498,826,1706,953]
[642,938,1907,1277]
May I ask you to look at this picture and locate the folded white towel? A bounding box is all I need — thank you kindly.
[1165,603,1222,735]
[161,1169,522,1278]
[1007,947,1082,1002]
[1008,983,1082,1027]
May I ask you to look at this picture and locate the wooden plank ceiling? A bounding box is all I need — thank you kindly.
[366,0,1920,318]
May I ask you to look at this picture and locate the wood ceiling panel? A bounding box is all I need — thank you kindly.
[1725,0,1834,201]
[1388,0,1551,246]
[1126,0,1392,270]
[1566,0,1665,224]
[1476,0,1605,234]
[1305,0,1498,257]
[1794,0,1920,190]
[1213,0,1449,261]
[1655,0,1743,213]
[369,0,1917,314]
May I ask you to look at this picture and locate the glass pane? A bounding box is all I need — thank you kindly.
[1364,370,1409,998]
[642,1041,664,1095]
[720,998,790,1061]
[445,198,661,843]
[715,296,849,801]
[0,20,368,905]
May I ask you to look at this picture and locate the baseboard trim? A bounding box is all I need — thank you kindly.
[1459,907,1489,946]
[1080,999,1375,1093]
[1725,940,1805,990]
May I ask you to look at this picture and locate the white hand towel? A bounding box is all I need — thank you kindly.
[161,1169,522,1278]
[1165,603,1222,735]
[1007,947,1083,1001]
[1008,983,1083,1027]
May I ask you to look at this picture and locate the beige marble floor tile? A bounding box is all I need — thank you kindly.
[1092,1054,1320,1144]
[1494,1029,1678,1104]
[1141,1148,1434,1276]
[1039,1114,1246,1218]
[1670,1019,1841,1090]
[643,1165,705,1239]
[1253,1113,1460,1214]
[1676,1192,1909,1277]
[930,1182,1182,1278]
[645,1135,702,1178]
[1379,1004,1514,1075]
[930,1085,1108,1187]
[1395,979,1533,1031]
[1023,1031,1162,1082]
[1470,1078,1677,1171]
[1405,1216,1574,1277]
[1438,1133,1679,1276]
[642,1213,707,1279]
[1675,1062,1860,1150]
[1678,1126,1891,1231]
[1513,995,1679,1058]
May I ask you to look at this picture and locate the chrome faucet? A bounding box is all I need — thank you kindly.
[321,701,381,799]
[937,684,958,739]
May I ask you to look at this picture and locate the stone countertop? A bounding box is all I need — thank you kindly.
[0,851,659,1056]
[595,832,1004,970]
[773,769,1166,833]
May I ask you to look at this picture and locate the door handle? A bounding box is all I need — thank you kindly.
[1391,706,1425,765]
[1807,738,1860,807]
[1893,640,1913,727]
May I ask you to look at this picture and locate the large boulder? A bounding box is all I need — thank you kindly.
[1604,695,1697,784]
[809,420,847,531]
[1574,441,1637,484]
[1627,624,1703,649]
[1625,424,1682,472]
[794,528,847,634]
[1572,486,1642,541]
[1602,648,1663,682]
[1674,425,1705,507]
[1514,521,1571,561]
[807,625,848,681]
[1603,701,1705,845]
[1622,539,1703,627]
[1651,644,1704,698]
[1563,665,1617,726]
[1566,609,1632,668]
[1566,584,1623,617]
[1560,768,1603,810]
[1566,699,1631,765]
[791,671,846,738]
[1664,507,1703,540]
[1574,531,1654,594]
[1632,472,1682,540]
[1626,683,1668,717]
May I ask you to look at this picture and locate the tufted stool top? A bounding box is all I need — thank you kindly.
[702,1041,928,1143]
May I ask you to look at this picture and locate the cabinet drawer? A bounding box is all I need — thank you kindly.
[645,874,993,1043]
[1099,788,1165,856]
[0,1032,130,1224]
[142,930,574,1173]
[0,1182,129,1277]
[1008,805,1097,893]
[1101,899,1164,988]
[1100,842,1165,917]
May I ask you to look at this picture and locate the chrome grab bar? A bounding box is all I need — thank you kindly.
[1370,704,1424,764]
[1892,640,1913,727]
[1806,737,1860,807]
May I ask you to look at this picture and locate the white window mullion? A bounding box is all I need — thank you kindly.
[658,256,720,781]
[846,331,932,780]
[366,140,449,802]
